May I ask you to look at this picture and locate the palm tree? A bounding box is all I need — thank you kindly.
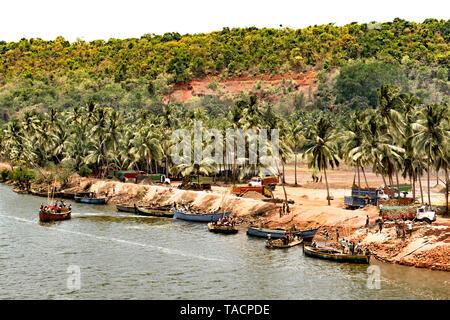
[343,110,370,194]
[413,104,449,207]
[303,116,340,205]
[171,157,218,182]
[377,84,405,201]
[290,121,306,186]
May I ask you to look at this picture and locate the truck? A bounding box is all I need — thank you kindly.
[380,184,412,198]
[344,187,389,209]
[178,176,213,190]
[247,176,279,189]
[117,170,146,180]
[380,205,436,223]
[232,185,273,198]
[145,173,171,184]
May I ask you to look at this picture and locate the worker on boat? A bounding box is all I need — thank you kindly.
[282,232,289,245]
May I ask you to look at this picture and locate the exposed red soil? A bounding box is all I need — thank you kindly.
[164,72,318,103]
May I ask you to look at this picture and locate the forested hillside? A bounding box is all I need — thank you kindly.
[0,18,448,123]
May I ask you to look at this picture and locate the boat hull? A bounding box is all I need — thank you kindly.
[116,205,138,213]
[265,238,303,249]
[39,210,71,222]
[136,207,174,218]
[300,228,319,241]
[207,223,238,234]
[173,209,231,222]
[31,189,63,198]
[246,227,318,240]
[303,246,370,264]
[74,197,107,204]
[246,227,286,239]
[13,188,32,195]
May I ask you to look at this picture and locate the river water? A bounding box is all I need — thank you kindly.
[0,184,448,300]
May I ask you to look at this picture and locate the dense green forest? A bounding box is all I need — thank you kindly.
[0,18,448,124]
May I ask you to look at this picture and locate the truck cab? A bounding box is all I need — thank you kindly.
[161,174,171,184]
[248,177,262,187]
[415,205,436,223]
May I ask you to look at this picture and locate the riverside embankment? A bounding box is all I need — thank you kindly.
[20,174,448,272]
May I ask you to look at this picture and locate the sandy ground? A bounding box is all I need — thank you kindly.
[3,161,449,271]
[0,163,12,171]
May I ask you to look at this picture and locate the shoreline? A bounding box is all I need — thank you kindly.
[2,174,449,272]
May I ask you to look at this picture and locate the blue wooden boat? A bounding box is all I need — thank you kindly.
[246,227,319,240]
[246,227,287,239]
[173,208,231,223]
[136,206,174,218]
[299,228,319,241]
[303,245,370,264]
[74,196,107,204]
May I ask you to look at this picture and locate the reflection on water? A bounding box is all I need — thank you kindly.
[0,184,448,300]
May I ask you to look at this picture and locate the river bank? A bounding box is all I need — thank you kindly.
[6,171,448,272]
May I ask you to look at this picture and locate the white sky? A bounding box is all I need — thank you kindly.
[1,0,448,42]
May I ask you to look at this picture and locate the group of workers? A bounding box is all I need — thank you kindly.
[213,215,236,227]
[40,200,71,214]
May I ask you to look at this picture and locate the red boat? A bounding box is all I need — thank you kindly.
[39,207,71,222]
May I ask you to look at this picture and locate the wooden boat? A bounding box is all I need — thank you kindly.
[265,237,303,249]
[61,191,77,199]
[246,226,318,241]
[31,189,63,198]
[136,206,174,218]
[303,245,370,264]
[39,207,71,222]
[74,192,107,204]
[13,187,32,195]
[207,222,238,234]
[246,227,287,239]
[173,208,231,223]
[116,205,138,213]
[300,228,319,241]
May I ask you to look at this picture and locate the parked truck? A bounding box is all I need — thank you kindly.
[145,173,171,184]
[232,185,273,198]
[178,176,213,190]
[380,205,436,223]
[344,187,389,209]
[247,176,279,189]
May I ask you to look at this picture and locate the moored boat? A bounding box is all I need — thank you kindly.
[246,227,287,239]
[13,187,32,195]
[173,208,231,223]
[207,222,238,234]
[31,189,63,198]
[299,228,319,241]
[265,237,303,249]
[61,191,77,199]
[246,226,318,241]
[116,205,138,213]
[74,192,107,204]
[303,245,370,264]
[136,206,174,218]
[39,207,71,222]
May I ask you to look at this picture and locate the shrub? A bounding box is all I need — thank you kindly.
[7,167,36,182]
[78,165,92,178]
[1,169,10,182]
